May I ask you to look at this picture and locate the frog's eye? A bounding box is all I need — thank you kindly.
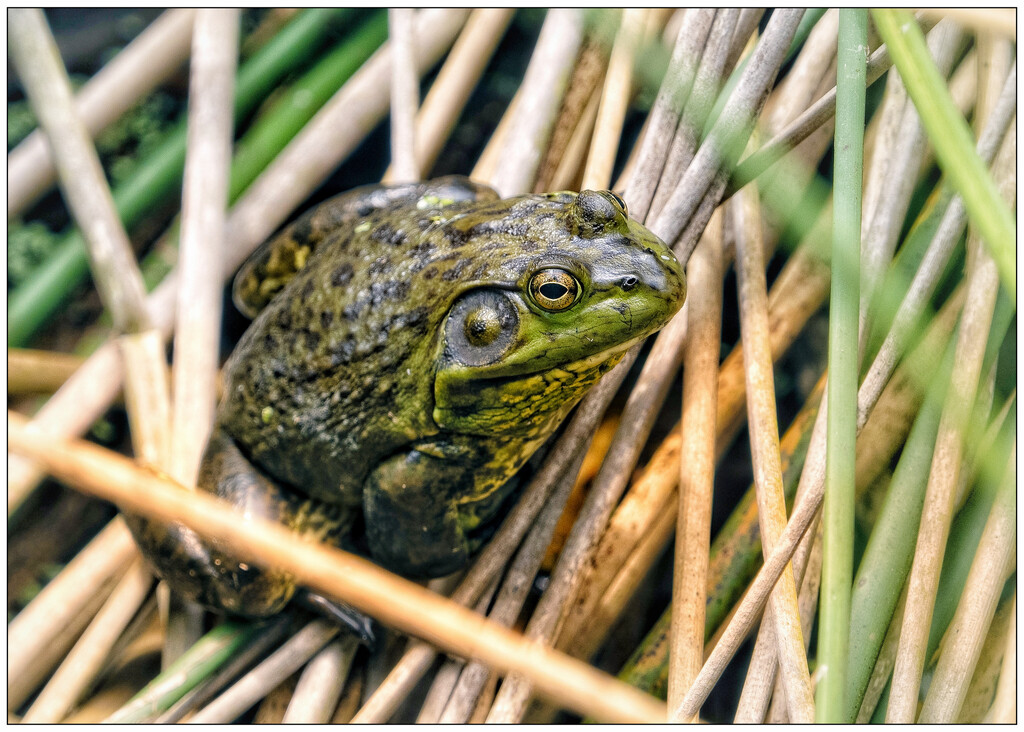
[607,191,628,216]
[529,268,580,311]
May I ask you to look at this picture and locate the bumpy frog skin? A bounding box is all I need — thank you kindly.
[129,176,685,618]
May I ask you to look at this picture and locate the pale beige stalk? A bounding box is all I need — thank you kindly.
[668,213,723,721]
[984,593,1016,723]
[8,9,196,218]
[886,53,1013,724]
[282,636,359,723]
[384,9,513,182]
[388,9,419,182]
[7,518,137,710]
[959,587,1015,722]
[188,620,339,724]
[22,558,154,723]
[916,9,1016,38]
[171,8,238,483]
[918,444,1016,722]
[7,415,668,724]
[548,86,602,192]
[581,9,646,190]
[489,9,584,196]
[724,188,814,722]
[7,567,126,712]
[8,8,150,334]
[471,89,520,183]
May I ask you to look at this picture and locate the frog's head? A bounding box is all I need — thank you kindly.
[433,189,685,437]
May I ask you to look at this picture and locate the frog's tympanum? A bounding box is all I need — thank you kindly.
[129,176,685,620]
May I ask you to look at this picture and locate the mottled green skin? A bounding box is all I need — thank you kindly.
[129,176,685,618]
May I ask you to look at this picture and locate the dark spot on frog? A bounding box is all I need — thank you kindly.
[343,300,366,321]
[423,268,438,280]
[320,310,334,329]
[355,203,374,217]
[276,308,293,330]
[369,280,409,305]
[290,218,313,246]
[467,219,529,239]
[370,223,406,247]
[442,258,471,282]
[443,226,471,247]
[368,256,392,276]
[331,262,354,287]
[300,279,315,299]
[330,335,357,366]
[410,240,435,258]
[263,333,277,351]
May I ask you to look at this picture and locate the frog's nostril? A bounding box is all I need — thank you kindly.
[621,275,639,291]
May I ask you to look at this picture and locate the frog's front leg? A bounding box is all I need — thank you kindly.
[362,449,482,578]
[127,429,354,618]
[363,444,520,578]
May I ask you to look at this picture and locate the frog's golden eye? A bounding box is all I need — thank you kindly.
[529,268,580,311]
[608,191,628,215]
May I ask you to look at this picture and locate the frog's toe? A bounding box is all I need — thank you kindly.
[295,589,377,648]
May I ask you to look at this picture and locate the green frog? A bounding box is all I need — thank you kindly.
[128,176,685,625]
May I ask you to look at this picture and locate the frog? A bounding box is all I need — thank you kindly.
[127,175,685,626]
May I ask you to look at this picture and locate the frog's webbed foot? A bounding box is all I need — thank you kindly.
[127,430,355,620]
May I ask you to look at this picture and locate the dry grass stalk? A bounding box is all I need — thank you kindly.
[918,444,1016,722]
[859,20,962,353]
[6,348,85,394]
[119,331,172,468]
[471,87,520,183]
[8,8,150,334]
[187,619,338,723]
[8,8,470,516]
[628,8,715,221]
[960,587,1016,722]
[417,581,497,722]
[281,635,359,722]
[762,10,838,137]
[916,8,1017,39]
[384,8,514,182]
[558,229,830,661]
[170,8,237,484]
[388,9,419,182]
[730,39,897,193]
[7,414,668,724]
[439,452,583,723]
[417,658,464,722]
[535,40,607,192]
[767,518,825,722]
[220,7,468,263]
[649,8,739,222]
[984,593,1016,723]
[547,84,601,193]
[653,9,804,262]
[886,59,1013,724]
[667,214,723,721]
[729,187,815,722]
[489,9,584,196]
[581,8,646,190]
[9,567,128,713]
[7,517,138,708]
[856,66,1014,428]
[22,558,154,722]
[8,9,196,218]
